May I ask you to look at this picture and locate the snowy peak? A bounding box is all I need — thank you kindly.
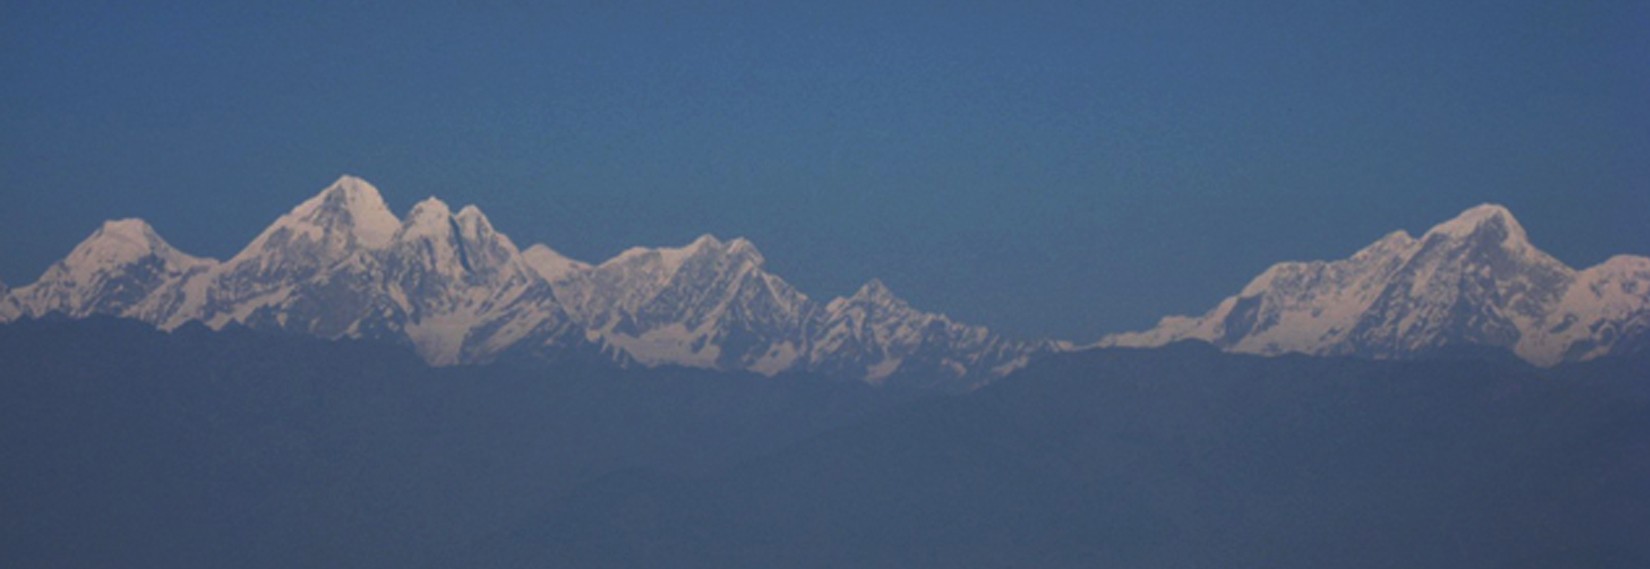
[560,234,817,372]
[626,234,765,274]
[454,204,489,228]
[237,175,401,261]
[826,279,913,319]
[73,219,209,271]
[1102,204,1647,367]
[295,175,400,247]
[405,196,454,224]
[1427,203,1526,244]
[684,235,766,274]
[390,197,466,271]
[812,278,1034,389]
[456,206,516,249]
[4,174,1053,386]
[4,218,216,321]
[850,278,898,304]
[584,235,768,306]
[823,279,921,331]
[522,244,590,283]
[724,237,763,264]
[1414,203,1550,269]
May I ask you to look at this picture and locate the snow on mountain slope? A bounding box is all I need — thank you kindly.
[809,279,1049,389]
[6,180,1639,380]
[175,175,407,334]
[0,176,595,366]
[555,235,818,372]
[0,175,1054,384]
[376,198,584,364]
[4,219,217,322]
[1101,204,1649,366]
[522,244,591,284]
[1529,255,1650,362]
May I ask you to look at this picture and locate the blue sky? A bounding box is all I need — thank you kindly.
[2,1,1646,341]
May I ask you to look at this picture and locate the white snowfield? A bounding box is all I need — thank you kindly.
[1101,204,1650,366]
[0,175,1041,385]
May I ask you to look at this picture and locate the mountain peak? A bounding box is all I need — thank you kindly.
[98,218,161,240]
[396,197,456,242]
[686,233,723,252]
[631,234,759,273]
[408,196,453,219]
[454,204,494,235]
[724,237,765,266]
[1426,203,1528,246]
[71,218,206,270]
[2,218,215,322]
[285,175,400,249]
[851,278,896,302]
[726,236,752,250]
[1098,202,1647,367]
[326,174,381,198]
[522,244,591,283]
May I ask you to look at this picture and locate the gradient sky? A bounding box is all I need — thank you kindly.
[2,1,1646,341]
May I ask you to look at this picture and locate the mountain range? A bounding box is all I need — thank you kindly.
[0,176,1046,389]
[1101,204,1650,364]
[3,175,1646,384]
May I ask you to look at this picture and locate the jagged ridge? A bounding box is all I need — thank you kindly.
[1,175,1046,387]
[1101,204,1650,365]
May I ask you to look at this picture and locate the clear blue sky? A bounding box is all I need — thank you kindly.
[2,1,1646,341]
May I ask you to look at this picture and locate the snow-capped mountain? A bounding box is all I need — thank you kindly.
[1101,204,1650,366]
[521,243,590,284]
[17,176,1632,379]
[0,175,1047,386]
[177,177,405,335]
[552,235,820,374]
[372,198,588,365]
[2,177,597,366]
[6,218,218,323]
[809,279,1055,389]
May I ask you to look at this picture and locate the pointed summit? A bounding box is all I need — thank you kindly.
[6,218,215,321]
[408,196,454,218]
[1426,203,1529,246]
[689,233,723,248]
[850,278,898,304]
[724,237,765,266]
[229,175,403,269]
[397,197,455,241]
[606,234,769,279]
[1100,203,1650,367]
[453,204,496,238]
[68,219,209,273]
[265,175,401,251]
[450,204,524,275]
[675,234,765,267]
